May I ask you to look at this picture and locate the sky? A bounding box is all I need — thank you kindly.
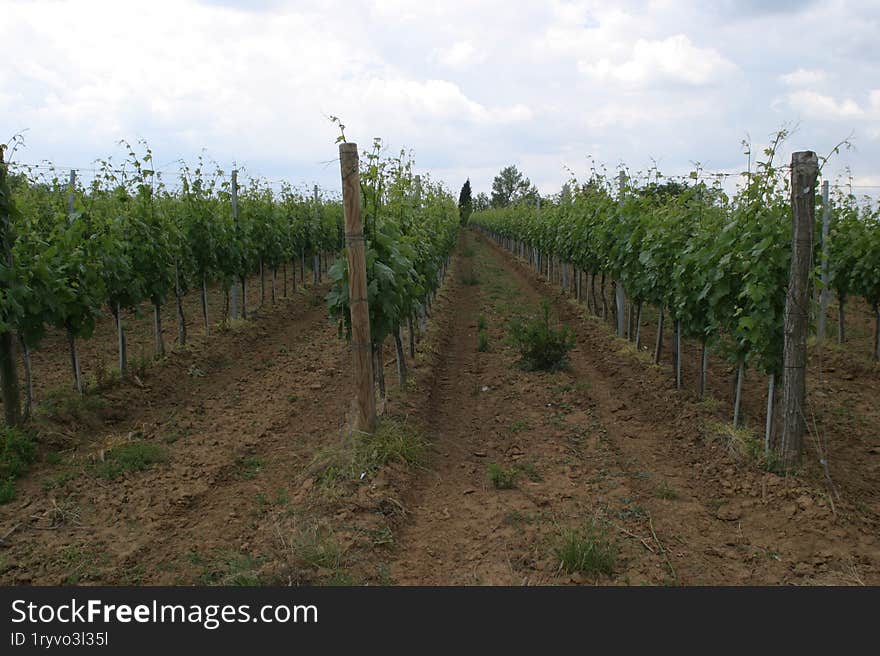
[3,0,879,197]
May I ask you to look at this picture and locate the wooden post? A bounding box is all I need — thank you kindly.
[231,169,240,320]
[67,169,76,219]
[0,145,21,426]
[116,303,126,376]
[817,180,830,341]
[339,143,376,434]
[778,151,819,471]
[313,185,320,285]
[616,171,626,337]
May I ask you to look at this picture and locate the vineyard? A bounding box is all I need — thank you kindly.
[472,140,880,468]
[0,136,878,586]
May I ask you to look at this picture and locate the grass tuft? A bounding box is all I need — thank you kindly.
[554,521,618,577]
[487,463,518,489]
[311,417,426,488]
[92,441,168,479]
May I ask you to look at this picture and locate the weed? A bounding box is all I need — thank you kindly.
[376,563,394,585]
[311,417,426,487]
[38,390,108,427]
[554,521,618,577]
[162,429,186,444]
[656,480,679,500]
[519,462,542,482]
[487,463,518,489]
[700,395,719,412]
[616,497,647,520]
[508,299,575,371]
[45,451,63,465]
[237,456,264,480]
[0,427,37,504]
[509,419,530,434]
[477,315,487,330]
[91,442,168,479]
[461,271,480,286]
[291,525,341,570]
[369,526,394,547]
[187,364,205,378]
[705,421,782,472]
[477,330,489,352]
[59,544,107,584]
[503,510,535,525]
[193,550,263,586]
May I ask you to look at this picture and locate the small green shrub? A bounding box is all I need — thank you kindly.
[487,463,518,489]
[477,315,487,330]
[508,299,575,371]
[554,521,617,576]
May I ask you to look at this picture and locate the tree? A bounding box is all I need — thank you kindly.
[558,182,573,206]
[458,179,473,226]
[490,165,538,208]
[473,192,490,212]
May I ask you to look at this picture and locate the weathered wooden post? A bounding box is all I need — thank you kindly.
[67,169,76,219]
[313,185,321,285]
[339,143,376,434]
[66,169,83,394]
[616,171,626,338]
[778,151,819,470]
[231,169,240,320]
[0,145,21,426]
[817,180,830,341]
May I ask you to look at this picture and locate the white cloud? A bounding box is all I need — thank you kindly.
[780,68,827,86]
[350,78,531,125]
[432,41,482,68]
[2,0,878,197]
[787,90,865,119]
[578,34,737,86]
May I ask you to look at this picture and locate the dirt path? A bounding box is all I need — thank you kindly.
[385,232,878,585]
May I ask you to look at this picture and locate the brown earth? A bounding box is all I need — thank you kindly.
[0,234,877,585]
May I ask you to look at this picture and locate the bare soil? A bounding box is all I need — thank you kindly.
[1,235,876,586]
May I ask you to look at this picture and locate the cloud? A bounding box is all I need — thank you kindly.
[349,77,532,126]
[432,41,482,68]
[2,0,878,198]
[780,68,827,86]
[787,90,865,119]
[578,34,737,86]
